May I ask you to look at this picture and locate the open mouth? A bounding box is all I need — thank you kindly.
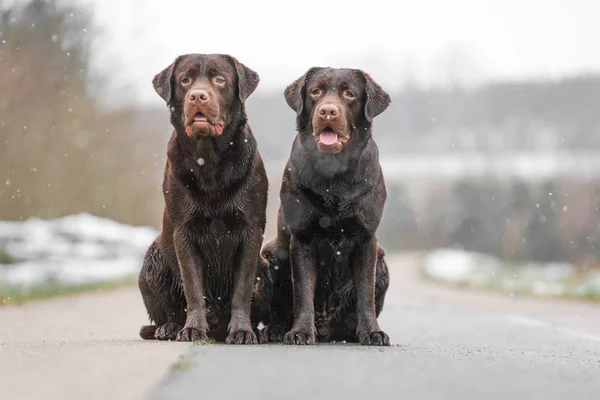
[193,112,208,123]
[186,112,224,136]
[319,127,338,146]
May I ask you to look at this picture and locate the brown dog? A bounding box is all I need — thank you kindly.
[138,54,268,344]
[258,67,391,346]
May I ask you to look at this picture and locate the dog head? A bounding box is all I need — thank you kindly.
[284,67,390,154]
[153,54,259,139]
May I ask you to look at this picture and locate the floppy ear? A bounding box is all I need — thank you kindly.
[361,71,391,122]
[284,67,322,115]
[152,57,181,105]
[226,55,260,102]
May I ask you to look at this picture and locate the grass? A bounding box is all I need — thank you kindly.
[0,247,16,264]
[193,338,216,346]
[169,357,196,372]
[0,274,138,305]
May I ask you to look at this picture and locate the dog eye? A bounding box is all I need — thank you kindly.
[214,76,226,85]
[311,88,322,97]
[181,77,191,85]
[344,90,355,99]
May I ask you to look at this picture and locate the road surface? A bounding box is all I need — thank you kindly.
[1,253,599,400]
[0,286,188,400]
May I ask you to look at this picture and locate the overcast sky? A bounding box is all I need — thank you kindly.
[91,0,600,107]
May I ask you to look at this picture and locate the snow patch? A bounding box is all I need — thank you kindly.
[422,248,600,298]
[0,213,157,287]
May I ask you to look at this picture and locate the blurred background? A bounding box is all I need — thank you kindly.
[1,0,600,300]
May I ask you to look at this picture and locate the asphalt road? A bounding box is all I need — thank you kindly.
[150,253,600,400]
[0,286,188,400]
[1,253,599,400]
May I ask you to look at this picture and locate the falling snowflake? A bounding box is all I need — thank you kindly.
[197,158,205,166]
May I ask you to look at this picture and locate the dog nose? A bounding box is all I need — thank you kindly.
[318,104,339,120]
[188,89,209,104]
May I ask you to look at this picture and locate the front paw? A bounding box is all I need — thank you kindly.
[226,329,258,344]
[176,326,208,342]
[254,328,269,344]
[283,329,315,345]
[357,330,390,346]
[266,324,286,343]
[154,323,182,341]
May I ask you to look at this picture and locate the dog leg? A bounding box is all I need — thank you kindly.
[260,241,293,342]
[138,241,185,340]
[375,245,390,317]
[174,230,209,342]
[226,229,263,344]
[352,237,390,346]
[328,246,389,343]
[283,236,317,345]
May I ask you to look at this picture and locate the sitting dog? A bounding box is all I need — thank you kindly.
[259,67,391,345]
[138,53,268,344]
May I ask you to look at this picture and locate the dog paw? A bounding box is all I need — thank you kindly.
[176,326,208,342]
[154,323,182,341]
[226,329,258,345]
[283,329,315,345]
[255,328,269,344]
[266,325,286,343]
[357,330,390,346]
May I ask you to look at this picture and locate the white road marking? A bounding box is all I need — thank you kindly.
[503,314,549,328]
[555,327,600,343]
[504,314,600,343]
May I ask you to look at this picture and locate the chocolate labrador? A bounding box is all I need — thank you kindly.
[259,67,391,346]
[138,53,268,344]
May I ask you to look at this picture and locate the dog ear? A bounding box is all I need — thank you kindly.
[152,56,181,105]
[360,71,391,122]
[225,55,260,102]
[284,67,322,115]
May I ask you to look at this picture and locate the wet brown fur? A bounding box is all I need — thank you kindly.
[256,67,392,345]
[138,54,268,344]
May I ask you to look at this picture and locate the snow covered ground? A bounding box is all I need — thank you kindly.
[0,214,157,288]
[422,249,600,299]
[3,213,599,301]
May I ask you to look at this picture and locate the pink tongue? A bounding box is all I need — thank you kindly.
[194,114,207,122]
[319,131,338,145]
